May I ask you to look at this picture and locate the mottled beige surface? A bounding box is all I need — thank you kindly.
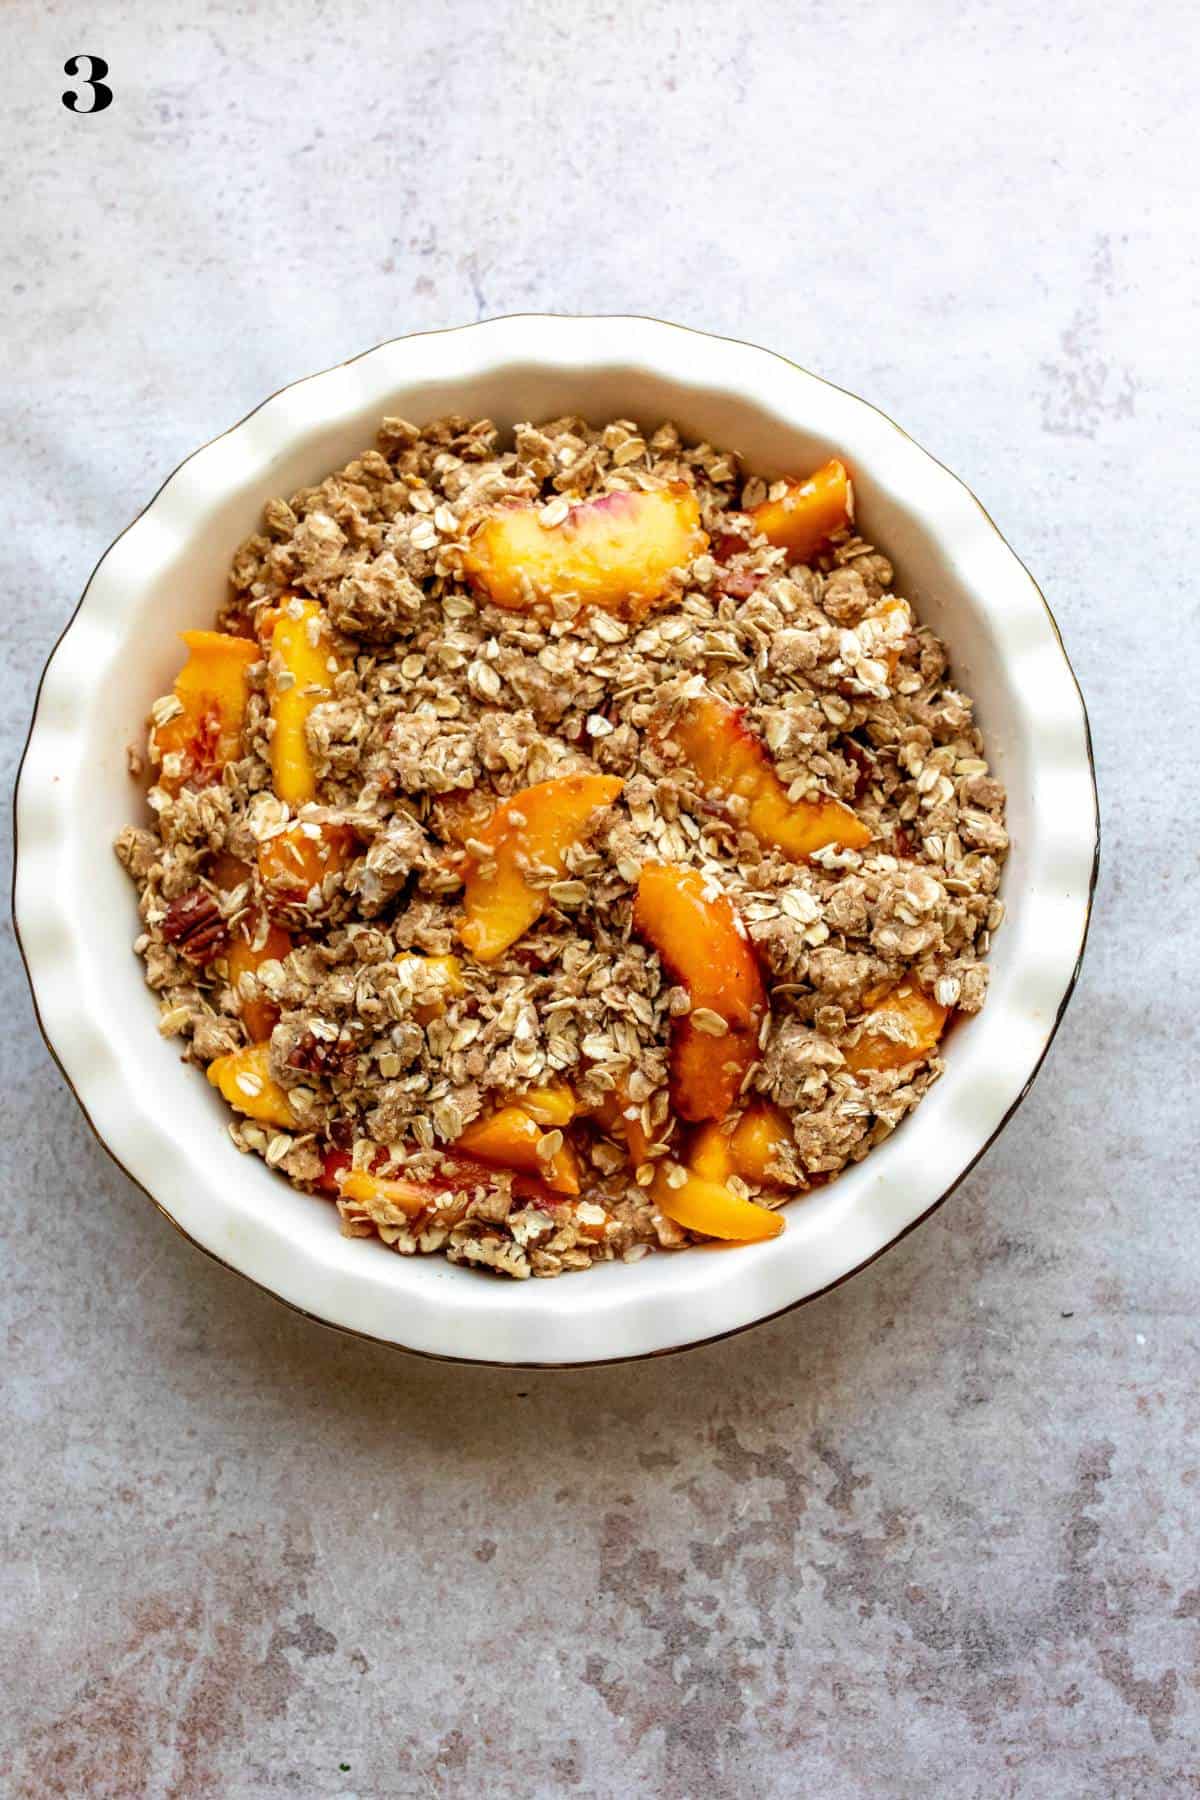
[2,2,1196,1795]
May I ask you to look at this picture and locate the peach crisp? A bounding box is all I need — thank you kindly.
[118,411,1007,1280]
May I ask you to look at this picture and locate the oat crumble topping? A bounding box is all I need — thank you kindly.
[116,412,1008,1279]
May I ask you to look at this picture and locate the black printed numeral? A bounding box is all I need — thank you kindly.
[62,54,113,114]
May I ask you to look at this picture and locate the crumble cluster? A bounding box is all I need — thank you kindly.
[116,413,1008,1279]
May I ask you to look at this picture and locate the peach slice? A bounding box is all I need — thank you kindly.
[748,457,851,562]
[843,982,949,1074]
[150,630,260,794]
[690,1102,798,1187]
[688,1120,736,1184]
[318,1145,354,1195]
[664,693,871,859]
[729,1101,798,1185]
[570,1200,613,1242]
[211,852,292,1042]
[393,951,465,1024]
[632,863,767,1123]
[459,773,623,962]
[207,1042,297,1129]
[226,924,293,1042]
[652,1167,784,1244]
[337,1152,567,1225]
[464,485,707,615]
[516,1084,578,1128]
[257,822,356,898]
[267,598,337,806]
[591,1087,656,1170]
[864,596,912,685]
[338,1161,490,1227]
[337,1168,431,1220]
[454,1095,581,1196]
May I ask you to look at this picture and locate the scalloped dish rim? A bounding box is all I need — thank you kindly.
[12,315,1099,1366]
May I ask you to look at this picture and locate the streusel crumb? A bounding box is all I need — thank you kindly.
[117,414,1007,1278]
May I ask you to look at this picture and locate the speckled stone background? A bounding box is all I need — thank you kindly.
[2,3,1196,1795]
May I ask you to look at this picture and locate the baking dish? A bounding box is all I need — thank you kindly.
[13,315,1099,1364]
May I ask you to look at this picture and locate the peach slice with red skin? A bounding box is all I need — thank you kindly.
[459,773,623,962]
[843,982,949,1074]
[748,457,851,562]
[150,630,260,794]
[318,1146,354,1195]
[664,692,871,860]
[632,863,767,1123]
[338,1168,440,1221]
[337,1152,570,1226]
[463,485,707,616]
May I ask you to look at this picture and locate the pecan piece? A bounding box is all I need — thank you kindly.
[286,1031,362,1077]
[160,888,229,964]
[844,738,875,800]
[715,566,763,602]
[710,530,749,563]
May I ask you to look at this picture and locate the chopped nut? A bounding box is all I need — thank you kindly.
[116,407,1006,1282]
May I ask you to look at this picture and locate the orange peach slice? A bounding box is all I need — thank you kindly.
[749,457,851,562]
[337,1168,430,1220]
[632,863,767,1123]
[226,923,292,1042]
[687,1120,735,1184]
[207,1042,297,1129]
[464,485,707,615]
[267,599,337,806]
[257,822,356,897]
[516,1084,578,1128]
[459,773,623,961]
[211,852,293,1042]
[665,693,871,859]
[652,1167,784,1244]
[150,630,260,794]
[729,1101,798,1185]
[337,1152,567,1225]
[393,952,465,1024]
[455,1097,581,1196]
[591,1087,656,1170]
[843,982,949,1074]
[688,1102,797,1189]
[864,596,912,685]
[337,1163,491,1228]
[570,1199,613,1241]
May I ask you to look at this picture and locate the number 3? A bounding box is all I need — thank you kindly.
[62,54,113,114]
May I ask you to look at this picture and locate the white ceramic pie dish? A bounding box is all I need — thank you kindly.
[14,315,1098,1366]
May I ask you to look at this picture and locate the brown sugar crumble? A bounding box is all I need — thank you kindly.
[116,413,1008,1279]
